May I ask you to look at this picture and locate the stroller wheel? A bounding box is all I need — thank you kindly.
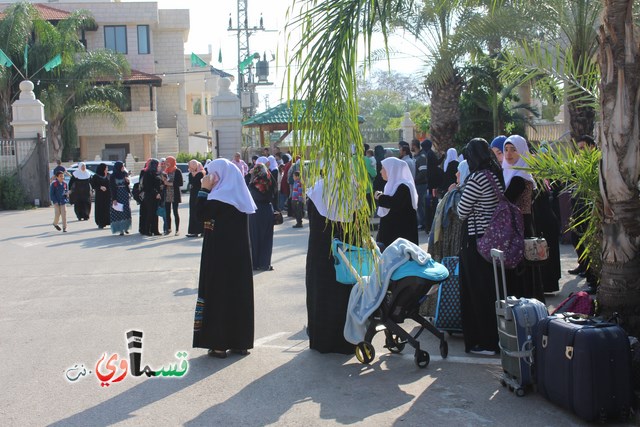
[414,349,430,368]
[355,342,375,364]
[385,334,406,354]
[439,340,448,359]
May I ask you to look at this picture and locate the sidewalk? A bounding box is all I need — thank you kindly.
[0,202,617,426]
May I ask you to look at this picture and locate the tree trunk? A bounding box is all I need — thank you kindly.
[428,72,463,153]
[567,92,596,141]
[0,89,12,138]
[48,120,64,161]
[596,0,640,337]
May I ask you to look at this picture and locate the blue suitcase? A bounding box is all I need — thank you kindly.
[492,249,548,396]
[536,314,633,422]
[433,256,462,333]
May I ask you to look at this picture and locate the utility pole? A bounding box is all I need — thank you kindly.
[228,1,274,119]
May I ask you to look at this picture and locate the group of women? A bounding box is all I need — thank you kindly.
[458,136,561,355]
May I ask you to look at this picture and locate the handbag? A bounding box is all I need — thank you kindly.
[331,239,377,285]
[476,170,524,269]
[156,205,166,218]
[524,237,549,262]
[273,210,284,225]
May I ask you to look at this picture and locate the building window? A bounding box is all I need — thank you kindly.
[105,26,127,54]
[137,25,150,54]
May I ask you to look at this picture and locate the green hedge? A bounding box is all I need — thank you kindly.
[175,152,211,164]
[0,175,27,210]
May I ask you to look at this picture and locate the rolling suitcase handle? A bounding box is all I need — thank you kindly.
[491,248,512,320]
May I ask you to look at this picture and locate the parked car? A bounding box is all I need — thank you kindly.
[176,163,190,193]
[70,161,117,174]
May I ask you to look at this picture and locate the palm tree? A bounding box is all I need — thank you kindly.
[596,0,640,336]
[0,2,129,159]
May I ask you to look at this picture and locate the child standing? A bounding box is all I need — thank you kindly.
[366,148,377,171]
[291,171,304,228]
[50,170,68,232]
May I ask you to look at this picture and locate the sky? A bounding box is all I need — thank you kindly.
[133,0,426,112]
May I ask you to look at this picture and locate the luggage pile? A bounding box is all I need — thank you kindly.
[489,248,634,423]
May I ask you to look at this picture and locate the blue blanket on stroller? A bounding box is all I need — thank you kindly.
[344,238,448,344]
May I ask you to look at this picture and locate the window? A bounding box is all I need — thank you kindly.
[137,25,150,54]
[105,26,127,54]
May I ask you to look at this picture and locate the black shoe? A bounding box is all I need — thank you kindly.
[568,266,585,275]
[53,224,61,231]
[230,349,249,356]
[292,224,303,228]
[207,349,227,359]
[124,230,129,234]
[578,271,587,278]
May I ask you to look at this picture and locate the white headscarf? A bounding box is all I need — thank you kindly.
[502,135,536,189]
[267,155,278,171]
[443,148,458,172]
[377,157,418,218]
[306,166,358,223]
[256,156,269,166]
[206,158,256,214]
[73,162,91,179]
[458,160,470,184]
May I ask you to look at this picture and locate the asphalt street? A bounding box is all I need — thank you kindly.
[0,197,617,426]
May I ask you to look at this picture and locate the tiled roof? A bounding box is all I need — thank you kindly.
[95,69,163,87]
[0,3,72,20]
[243,101,365,126]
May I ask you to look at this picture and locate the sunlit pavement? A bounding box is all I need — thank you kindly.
[0,198,605,426]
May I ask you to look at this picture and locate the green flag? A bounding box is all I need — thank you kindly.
[239,53,259,72]
[0,48,13,68]
[43,54,62,72]
[218,47,222,64]
[190,52,207,68]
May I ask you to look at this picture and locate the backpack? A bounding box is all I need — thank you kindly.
[476,170,524,269]
[550,291,594,316]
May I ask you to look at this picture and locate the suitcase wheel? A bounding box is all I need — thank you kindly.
[515,388,525,397]
[500,378,507,387]
[439,340,448,359]
[384,334,406,354]
[355,342,375,364]
[414,349,430,368]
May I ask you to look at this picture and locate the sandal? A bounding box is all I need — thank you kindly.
[207,349,227,359]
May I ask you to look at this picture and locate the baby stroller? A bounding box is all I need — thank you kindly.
[335,239,450,368]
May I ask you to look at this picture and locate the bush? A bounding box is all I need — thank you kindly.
[176,152,210,164]
[0,175,27,210]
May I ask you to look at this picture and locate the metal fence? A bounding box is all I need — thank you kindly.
[0,138,38,175]
[361,127,402,145]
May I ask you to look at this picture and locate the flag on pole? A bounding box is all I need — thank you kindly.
[0,48,14,68]
[218,47,222,64]
[43,54,62,72]
[190,52,207,68]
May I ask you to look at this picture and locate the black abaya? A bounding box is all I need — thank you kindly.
[459,231,499,353]
[90,174,111,228]
[533,189,561,293]
[193,199,254,351]
[248,185,274,270]
[188,172,204,235]
[69,176,91,220]
[305,200,355,354]
[376,184,418,249]
[139,170,162,236]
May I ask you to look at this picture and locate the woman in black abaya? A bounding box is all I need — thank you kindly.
[186,159,205,237]
[305,173,356,355]
[139,158,163,236]
[247,162,275,271]
[69,162,92,221]
[90,163,111,229]
[374,156,419,249]
[193,158,257,358]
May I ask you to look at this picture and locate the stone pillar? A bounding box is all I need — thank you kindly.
[209,78,242,160]
[400,112,415,142]
[10,80,50,206]
[143,134,152,160]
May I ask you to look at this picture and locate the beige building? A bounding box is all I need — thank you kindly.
[1,0,232,162]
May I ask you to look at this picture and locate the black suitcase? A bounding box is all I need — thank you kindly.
[536,314,633,422]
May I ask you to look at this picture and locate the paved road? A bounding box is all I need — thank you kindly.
[0,199,607,426]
